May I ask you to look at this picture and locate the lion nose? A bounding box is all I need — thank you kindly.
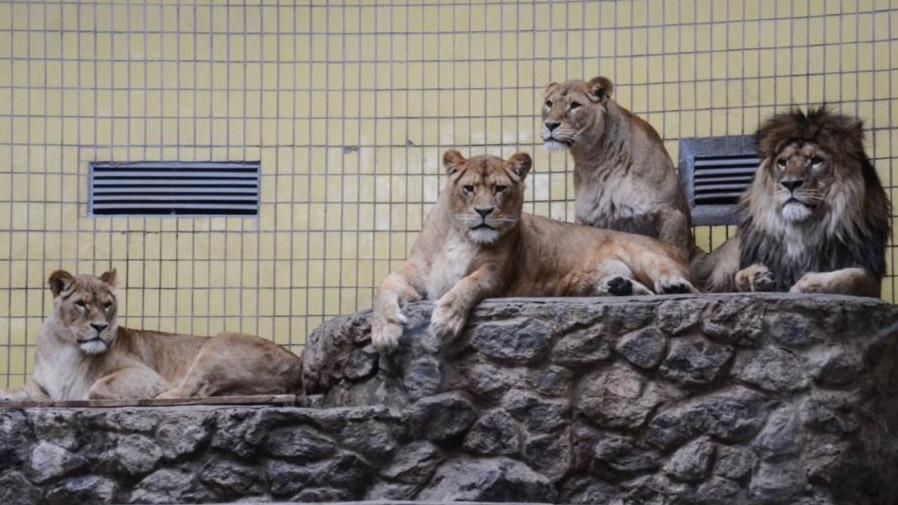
[475,207,494,218]
[545,121,561,131]
[781,179,804,192]
[91,322,108,334]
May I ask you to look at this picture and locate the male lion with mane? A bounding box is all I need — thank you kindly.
[371,150,696,352]
[541,77,696,257]
[694,107,890,296]
[0,270,302,401]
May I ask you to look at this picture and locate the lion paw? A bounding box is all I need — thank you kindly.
[598,276,652,296]
[735,264,775,292]
[655,276,697,294]
[371,310,407,352]
[430,299,468,339]
[789,272,828,294]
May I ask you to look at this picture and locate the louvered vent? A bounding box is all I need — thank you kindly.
[678,135,760,226]
[89,161,260,217]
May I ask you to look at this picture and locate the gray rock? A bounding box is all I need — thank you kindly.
[616,327,668,369]
[129,467,214,504]
[522,431,571,479]
[664,437,715,482]
[696,476,742,503]
[472,318,553,363]
[102,434,163,476]
[753,407,802,461]
[657,299,703,335]
[303,309,373,394]
[336,418,398,464]
[379,441,444,484]
[713,445,756,481]
[156,414,210,459]
[45,475,116,505]
[561,476,621,504]
[27,410,78,450]
[591,435,662,477]
[810,347,863,386]
[551,324,613,366]
[266,452,371,497]
[365,480,418,500]
[0,410,30,464]
[418,457,557,502]
[463,409,519,455]
[702,298,764,345]
[462,362,523,400]
[647,386,770,449]
[343,344,379,380]
[502,389,568,433]
[199,459,263,496]
[409,393,477,441]
[576,363,676,430]
[530,364,574,397]
[211,410,266,458]
[768,312,818,348]
[800,394,859,434]
[0,471,42,505]
[264,425,335,460]
[659,336,733,386]
[735,346,809,392]
[749,461,807,504]
[28,441,85,483]
[290,487,355,502]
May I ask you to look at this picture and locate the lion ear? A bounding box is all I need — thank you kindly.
[48,270,75,298]
[443,149,467,177]
[507,152,532,181]
[543,82,559,96]
[586,76,613,103]
[100,269,117,288]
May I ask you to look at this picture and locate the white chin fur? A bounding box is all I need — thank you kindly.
[781,202,812,222]
[80,339,108,355]
[543,140,569,152]
[468,228,500,245]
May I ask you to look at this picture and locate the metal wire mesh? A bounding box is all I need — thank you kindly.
[0,0,896,388]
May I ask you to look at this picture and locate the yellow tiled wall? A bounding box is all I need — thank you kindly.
[1,0,896,387]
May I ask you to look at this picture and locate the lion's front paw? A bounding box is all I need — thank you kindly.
[598,276,652,296]
[735,264,775,292]
[655,276,697,294]
[371,310,407,352]
[430,298,468,339]
[789,272,829,294]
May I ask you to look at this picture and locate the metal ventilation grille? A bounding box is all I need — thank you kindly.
[89,161,260,217]
[678,135,760,226]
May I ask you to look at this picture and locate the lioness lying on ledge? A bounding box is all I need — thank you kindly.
[0,270,302,401]
[372,150,696,352]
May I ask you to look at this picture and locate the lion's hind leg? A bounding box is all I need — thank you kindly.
[88,366,172,400]
[157,333,302,399]
[629,247,697,295]
[592,258,653,296]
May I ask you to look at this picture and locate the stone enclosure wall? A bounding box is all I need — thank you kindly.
[2,294,898,504]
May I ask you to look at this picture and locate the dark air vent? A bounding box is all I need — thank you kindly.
[678,135,760,226]
[89,161,260,217]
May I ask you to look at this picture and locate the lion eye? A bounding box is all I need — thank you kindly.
[545,100,553,108]
[495,185,507,193]
[810,156,823,166]
[775,159,787,169]
[104,303,113,310]
[463,185,475,194]
[569,101,581,111]
[75,301,87,310]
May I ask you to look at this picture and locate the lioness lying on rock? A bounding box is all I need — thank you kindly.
[371,150,696,352]
[0,269,302,401]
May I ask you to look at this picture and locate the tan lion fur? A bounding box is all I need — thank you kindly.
[0,270,302,401]
[541,77,696,256]
[694,107,890,296]
[371,150,695,352]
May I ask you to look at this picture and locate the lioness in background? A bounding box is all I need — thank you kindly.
[371,150,695,352]
[541,77,696,257]
[0,270,302,401]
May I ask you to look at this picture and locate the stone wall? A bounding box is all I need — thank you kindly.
[2,294,898,504]
[304,294,898,505]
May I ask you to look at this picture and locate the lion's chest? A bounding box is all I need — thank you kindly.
[426,236,478,299]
